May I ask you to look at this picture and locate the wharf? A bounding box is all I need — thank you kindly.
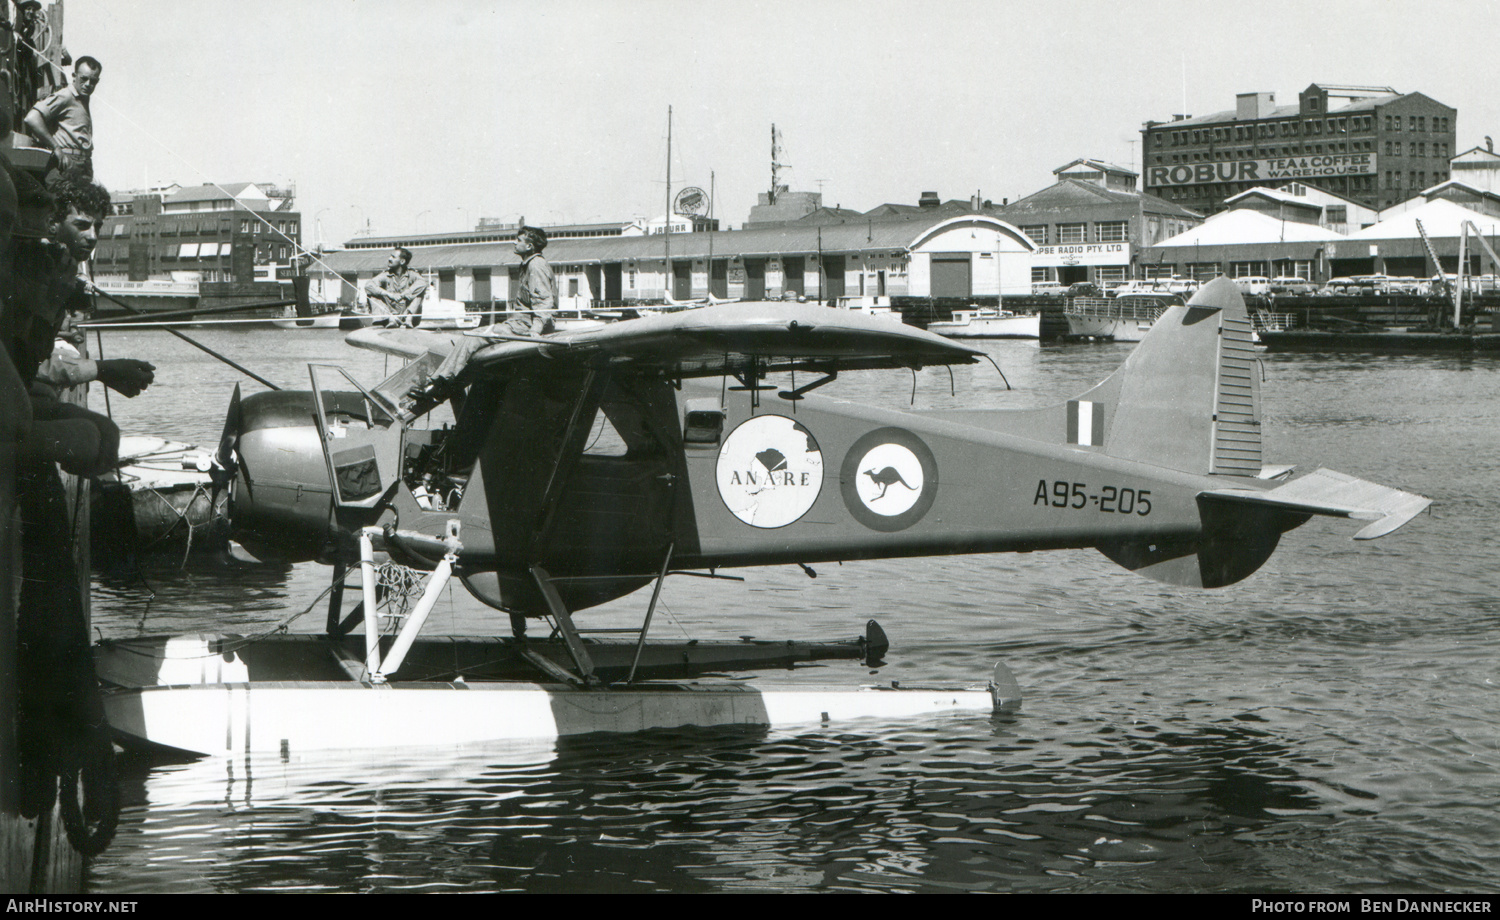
[1259,329,1500,353]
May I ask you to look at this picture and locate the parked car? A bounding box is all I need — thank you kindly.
[1031,281,1065,297]
[1232,276,1272,295]
[1270,276,1317,295]
[1066,281,1102,298]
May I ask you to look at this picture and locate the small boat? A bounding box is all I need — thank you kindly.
[834,296,904,324]
[92,437,228,563]
[1065,294,1179,342]
[927,307,1040,339]
[273,304,376,330]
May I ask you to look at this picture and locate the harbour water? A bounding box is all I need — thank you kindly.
[78,326,1498,894]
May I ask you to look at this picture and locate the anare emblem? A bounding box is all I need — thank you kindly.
[840,428,938,532]
[715,415,824,528]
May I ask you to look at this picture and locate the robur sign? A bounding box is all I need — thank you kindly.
[674,187,708,216]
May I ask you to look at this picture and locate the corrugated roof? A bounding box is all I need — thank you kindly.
[1053,157,1136,176]
[1345,198,1500,241]
[1000,179,1201,219]
[1161,91,1415,128]
[1225,187,1324,210]
[1153,209,1344,248]
[164,182,262,204]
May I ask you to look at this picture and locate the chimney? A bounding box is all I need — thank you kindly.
[918,191,940,209]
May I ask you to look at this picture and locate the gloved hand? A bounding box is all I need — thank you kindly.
[96,358,155,397]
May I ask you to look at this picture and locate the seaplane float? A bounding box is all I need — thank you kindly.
[93,278,1431,757]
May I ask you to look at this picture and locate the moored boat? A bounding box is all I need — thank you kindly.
[927,307,1040,338]
[1065,293,1178,342]
[272,305,375,330]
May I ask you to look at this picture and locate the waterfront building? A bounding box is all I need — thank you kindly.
[92,181,302,285]
[1223,183,1379,234]
[1341,198,1500,278]
[1142,208,1345,283]
[1142,194,1500,282]
[993,158,1202,288]
[309,213,1036,309]
[1141,84,1457,216]
[1448,144,1500,194]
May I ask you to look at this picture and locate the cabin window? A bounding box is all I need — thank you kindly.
[582,411,629,457]
[682,398,724,449]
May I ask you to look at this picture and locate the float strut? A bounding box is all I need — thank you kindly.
[530,565,595,685]
[359,527,382,676]
[374,521,461,682]
[627,543,675,684]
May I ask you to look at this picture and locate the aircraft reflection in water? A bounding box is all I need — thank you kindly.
[106,718,1328,893]
[93,278,1431,756]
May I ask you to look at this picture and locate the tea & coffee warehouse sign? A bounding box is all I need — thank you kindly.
[1147,153,1376,187]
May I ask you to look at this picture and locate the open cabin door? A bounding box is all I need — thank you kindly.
[308,364,409,513]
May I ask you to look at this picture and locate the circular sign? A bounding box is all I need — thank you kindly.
[716,415,824,528]
[674,186,709,217]
[840,428,938,532]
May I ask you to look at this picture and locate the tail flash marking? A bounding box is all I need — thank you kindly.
[1067,400,1105,447]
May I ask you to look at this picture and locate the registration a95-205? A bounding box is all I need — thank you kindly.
[1034,480,1153,515]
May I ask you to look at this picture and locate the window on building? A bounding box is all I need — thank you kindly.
[1019,225,1047,245]
[1057,223,1086,244]
[1095,266,1126,285]
[1096,221,1128,242]
[1230,261,1266,279]
[1143,263,1176,280]
[1325,206,1347,225]
[1187,262,1221,282]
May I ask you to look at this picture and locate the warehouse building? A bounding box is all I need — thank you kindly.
[1141,84,1457,215]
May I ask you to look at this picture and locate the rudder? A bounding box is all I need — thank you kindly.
[1076,276,1261,477]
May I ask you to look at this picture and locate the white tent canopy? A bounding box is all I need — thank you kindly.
[1155,209,1344,248]
[1345,198,1500,242]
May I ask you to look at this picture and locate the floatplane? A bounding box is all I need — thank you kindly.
[94,278,1431,757]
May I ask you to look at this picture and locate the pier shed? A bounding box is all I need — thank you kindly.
[310,214,1035,310]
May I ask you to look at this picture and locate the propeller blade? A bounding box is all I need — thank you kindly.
[211,383,242,487]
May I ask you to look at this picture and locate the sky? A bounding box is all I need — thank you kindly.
[61,0,1500,246]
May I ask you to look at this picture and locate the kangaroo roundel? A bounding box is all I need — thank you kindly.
[841,428,938,532]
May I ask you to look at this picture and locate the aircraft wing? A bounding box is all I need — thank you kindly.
[344,326,467,361]
[1201,468,1432,540]
[347,303,984,379]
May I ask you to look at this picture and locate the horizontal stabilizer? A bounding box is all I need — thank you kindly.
[1201,468,1431,540]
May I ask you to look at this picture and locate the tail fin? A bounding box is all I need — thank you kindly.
[1076,276,1261,476]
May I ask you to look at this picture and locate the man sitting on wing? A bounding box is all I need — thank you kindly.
[406,225,555,411]
[364,247,428,326]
